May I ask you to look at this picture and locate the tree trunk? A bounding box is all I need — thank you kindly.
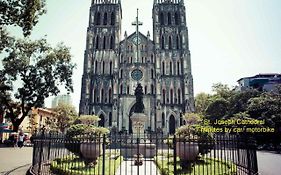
[12,117,26,132]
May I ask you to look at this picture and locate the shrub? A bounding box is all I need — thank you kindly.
[65,124,109,156]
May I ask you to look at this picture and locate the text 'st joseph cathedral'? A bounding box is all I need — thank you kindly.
[79,0,194,134]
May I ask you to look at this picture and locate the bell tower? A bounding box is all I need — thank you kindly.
[79,0,122,128]
[152,0,194,133]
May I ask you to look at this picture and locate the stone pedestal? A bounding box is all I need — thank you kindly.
[130,113,147,136]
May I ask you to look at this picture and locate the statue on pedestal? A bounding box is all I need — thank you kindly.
[134,83,145,113]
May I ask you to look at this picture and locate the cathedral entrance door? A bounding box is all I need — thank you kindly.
[99,114,105,127]
[128,104,136,134]
[169,115,176,134]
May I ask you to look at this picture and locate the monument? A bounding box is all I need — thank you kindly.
[130,83,148,137]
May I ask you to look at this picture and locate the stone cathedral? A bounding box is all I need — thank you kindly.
[79,0,194,134]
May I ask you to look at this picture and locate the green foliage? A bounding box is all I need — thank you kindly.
[0,38,75,131]
[66,124,110,140]
[155,155,237,175]
[50,154,123,175]
[46,103,77,132]
[65,124,109,155]
[205,98,229,120]
[73,115,100,125]
[195,92,213,115]
[0,0,46,37]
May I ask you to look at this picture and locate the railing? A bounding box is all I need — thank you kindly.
[30,132,258,175]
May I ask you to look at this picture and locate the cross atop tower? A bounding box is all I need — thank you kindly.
[132,9,143,63]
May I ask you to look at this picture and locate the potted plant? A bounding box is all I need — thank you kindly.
[175,125,200,162]
[175,113,214,162]
[65,115,109,167]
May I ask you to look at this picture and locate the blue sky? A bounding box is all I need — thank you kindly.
[6,0,281,110]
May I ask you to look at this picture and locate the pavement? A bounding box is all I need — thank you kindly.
[257,151,281,175]
[0,147,32,175]
[115,159,160,175]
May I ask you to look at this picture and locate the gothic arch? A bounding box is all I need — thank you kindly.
[103,12,107,25]
[161,35,165,49]
[95,12,101,25]
[97,110,106,127]
[168,12,171,25]
[103,36,106,50]
[127,100,136,134]
[169,115,176,134]
[160,12,164,25]
[168,36,172,49]
[162,112,165,128]
[110,36,114,49]
[110,12,115,25]
[162,61,165,75]
[95,36,99,49]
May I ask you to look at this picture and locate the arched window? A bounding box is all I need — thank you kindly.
[151,84,154,94]
[161,36,165,49]
[95,12,101,25]
[175,12,180,25]
[170,89,174,104]
[109,112,112,126]
[162,89,166,104]
[160,12,164,25]
[177,61,180,75]
[120,69,123,79]
[102,61,105,74]
[109,61,112,75]
[94,88,97,103]
[101,88,104,103]
[110,36,114,49]
[111,12,115,25]
[127,86,130,94]
[168,36,172,49]
[130,57,133,63]
[145,86,147,94]
[151,69,154,79]
[170,61,173,75]
[103,36,106,50]
[168,12,171,25]
[95,60,98,74]
[95,36,99,49]
[176,35,180,49]
[103,12,107,25]
[142,57,144,63]
[178,88,181,104]
[109,88,112,103]
[151,54,154,63]
[120,84,123,94]
[162,62,165,75]
[162,113,165,127]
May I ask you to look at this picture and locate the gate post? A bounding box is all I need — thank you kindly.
[102,134,106,175]
[173,135,177,175]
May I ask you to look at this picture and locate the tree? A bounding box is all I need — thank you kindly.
[205,98,229,121]
[0,38,75,131]
[228,89,260,116]
[48,103,77,133]
[211,83,234,100]
[247,86,281,127]
[0,0,46,36]
[195,92,213,115]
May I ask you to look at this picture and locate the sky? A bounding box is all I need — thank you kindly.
[5,0,281,111]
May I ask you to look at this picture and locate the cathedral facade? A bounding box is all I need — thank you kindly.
[79,0,194,134]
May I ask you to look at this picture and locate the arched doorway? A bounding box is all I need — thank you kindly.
[128,104,136,134]
[99,114,105,127]
[169,115,176,134]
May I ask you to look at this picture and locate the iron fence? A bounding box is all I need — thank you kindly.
[30,132,258,175]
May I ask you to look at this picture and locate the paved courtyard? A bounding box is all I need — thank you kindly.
[116,160,160,175]
[0,147,32,174]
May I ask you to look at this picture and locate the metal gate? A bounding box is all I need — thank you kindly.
[31,132,258,175]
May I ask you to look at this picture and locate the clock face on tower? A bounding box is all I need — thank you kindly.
[131,69,143,81]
